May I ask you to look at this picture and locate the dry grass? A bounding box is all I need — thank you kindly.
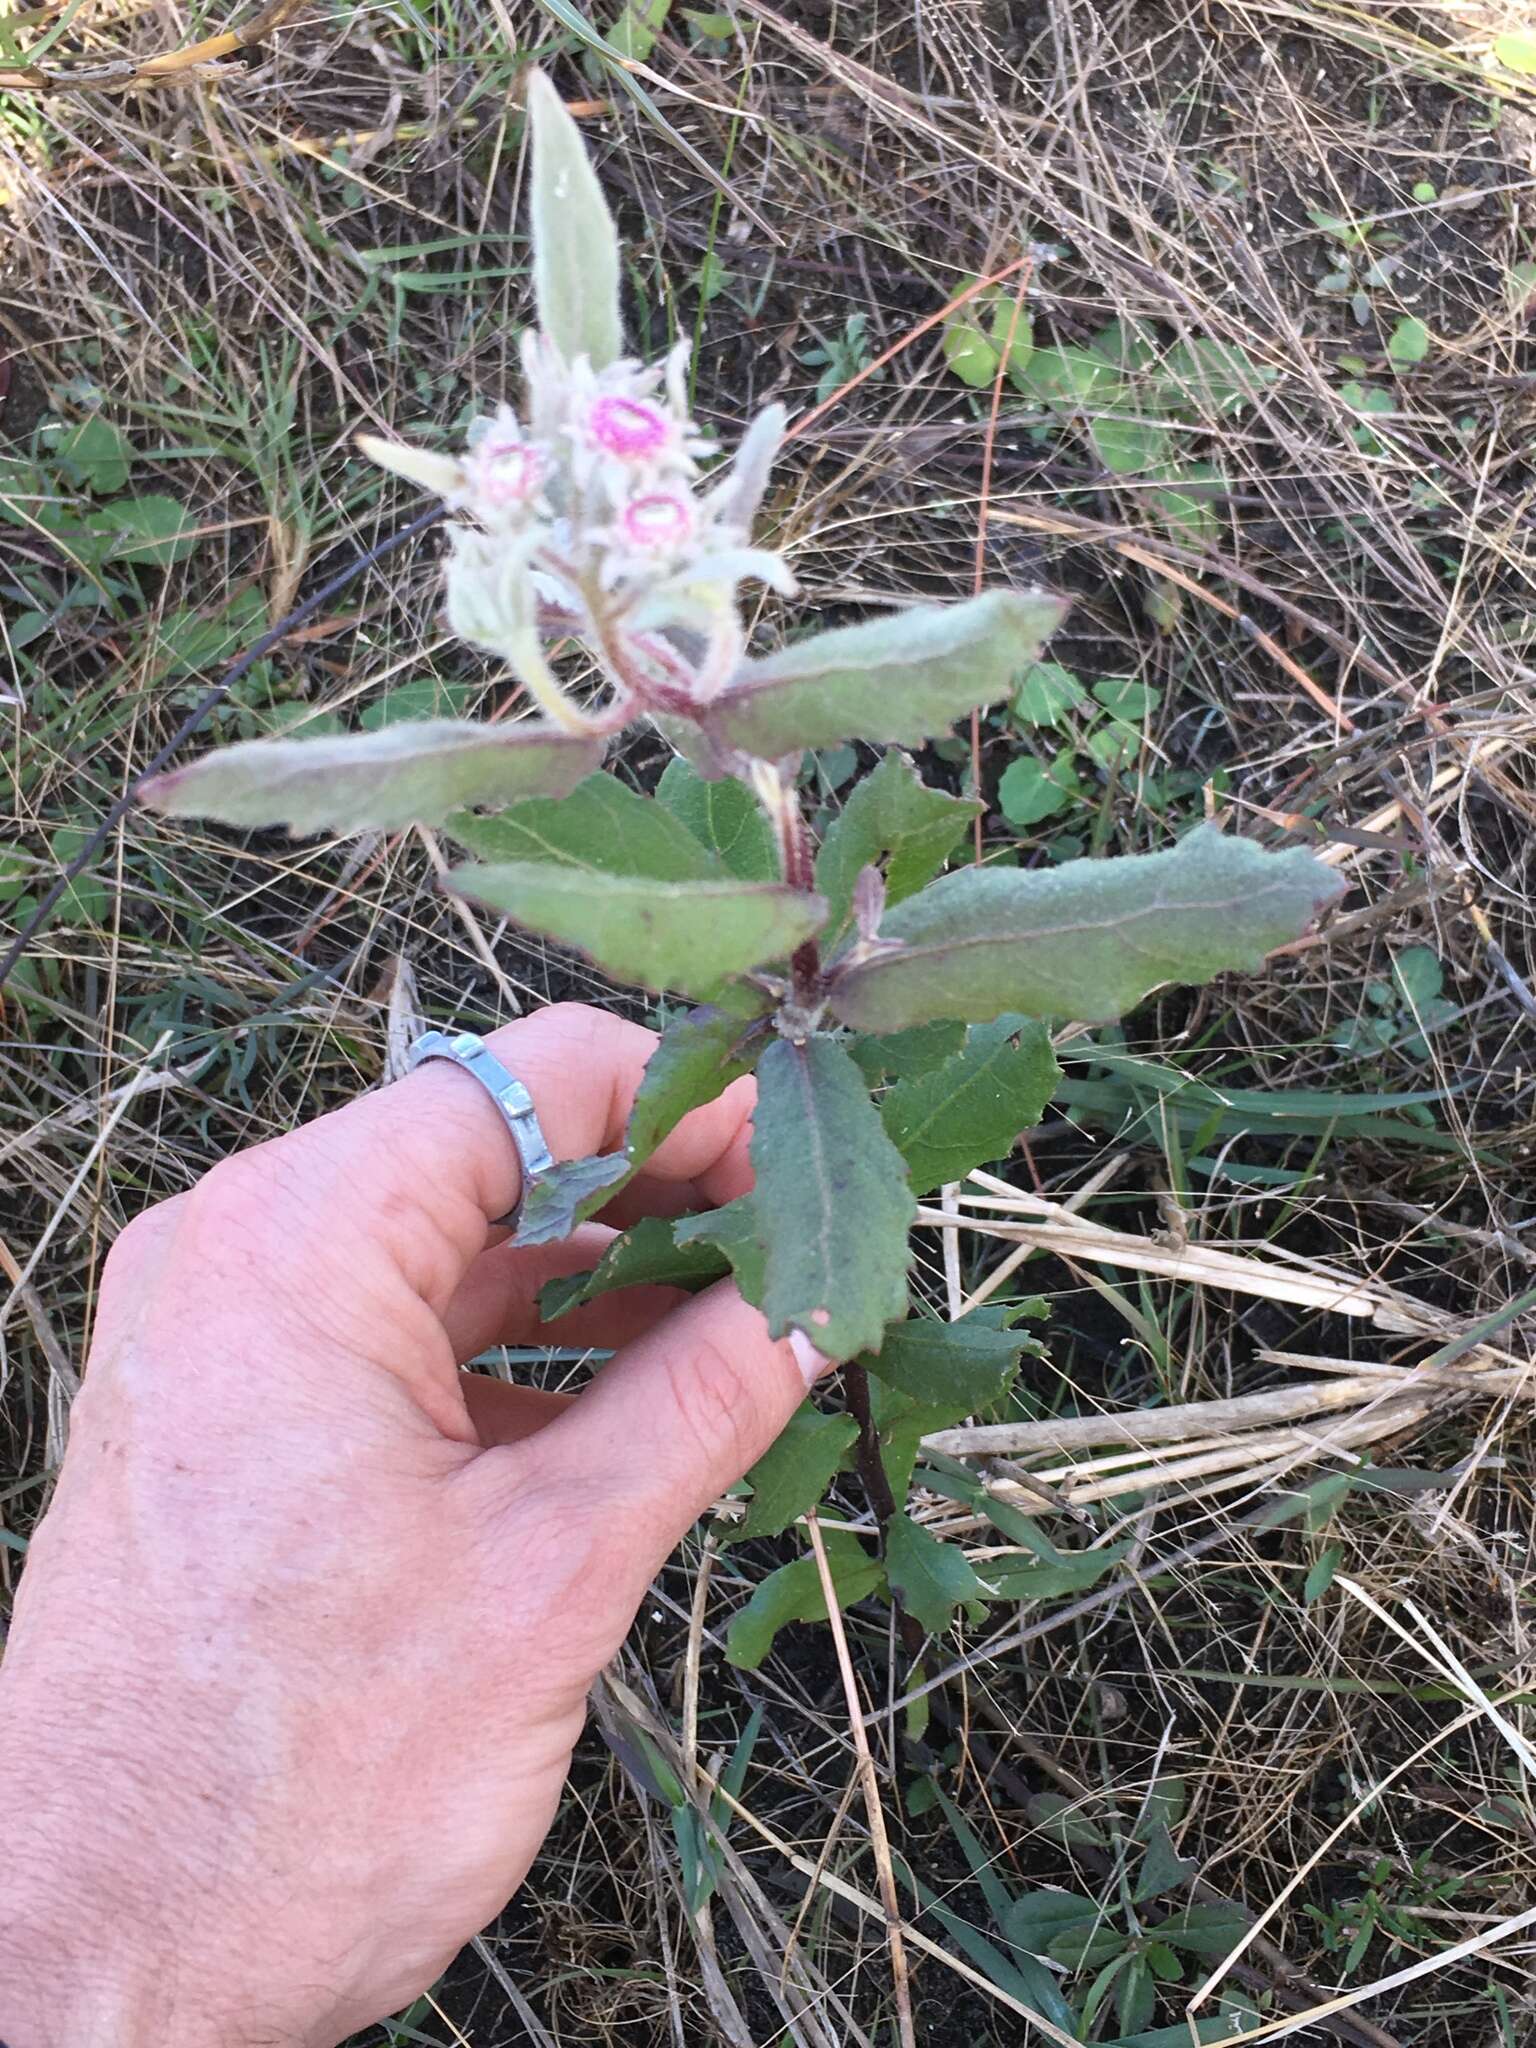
[4,0,1536,2042]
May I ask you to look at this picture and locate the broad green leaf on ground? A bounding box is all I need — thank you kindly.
[702,590,1067,758]
[1149,1903,1252,1958]
[656,756,779,879]
[942,315,1000,387]
[607,0,670,61]
[1092,676,1161,721]
[87,493,199,565]
[1006,1890,1100,1958]
[1387,314,1430,367]
[725,1527,884,1669]
[1013,659,1086,727]
[971,1541,1131,1602]
[625,1003,769,1169]
[1090,413,1174,475]
[998,749,1082,828]
[539,1213,730,1319]
[52,415,132,494]
[860,1309,1030,1411]
[512,1152,631,1247]
[673,1193,767,1305]
[829,823,1346,1031]
[141,722,604,833]
[730,1405,858,1542]
[1013,344,1119,408]
[448,774,726,882]
[752,1036,915,1358]
[885,1512,988,1635]
[848,1020,967,1083]
[815,749,980,930]
[1494,30,1536,73]
[447,866,826,999]
[881,1013,1059,1195]
[1133,1821,1198,1903]
[527,71,623,370]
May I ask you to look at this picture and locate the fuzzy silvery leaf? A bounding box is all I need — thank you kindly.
[881,1014,1060,1196]
[527,71,623,372]
[731,1406,859,1543]
[625,1003,768,1169]
[702,590,1067,758]
[539,1214,731,1322]
[752,1036,915,1360]
[355,433,462,497]
[514,1152,631,1247]
[656,757,779,878]
[829,824,1346,1032]
[446,863,827,999]
[140,721,604,834]
[815,748,980,932]
[725,1528,884,1672]
[706,402,787,534]
[885,1512,988,1636]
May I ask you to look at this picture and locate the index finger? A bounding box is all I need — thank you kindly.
[221,1002,755,1318]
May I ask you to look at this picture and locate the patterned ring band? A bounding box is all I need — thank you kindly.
[406,1029,554,1238]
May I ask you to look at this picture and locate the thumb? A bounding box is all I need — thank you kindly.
[496,1282,832,1565]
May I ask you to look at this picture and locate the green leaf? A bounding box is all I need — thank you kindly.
[829,823,1346,1032]
[881,1013,1059,1195]
[47,823,109,924]
[1411,179,1437,202]
[1005,1890,1100,1957]
[448,774,725,881]
[998,750,1081,827]
[731,1405,859,1542]
[446,865,826,999]
[942,315,1002,388]
[141,722,604,833]
[847,1020,966,1083]
[1303,1542,1344,1605]
[1153,1903,1252,1958]
[1013,660,1086,727]
[982,1543,1131,1602]
[861,1311,1029,1410]
[513,1153,632,1247]
[52,415,132,494]
[1013,344,1118,409]
[1116,1957,1157,2037]
[88,492,198,565]
[539,1213,730,1320]
[673,1193,767,1305]
[1091,414,1173,475]
[1387,315,1430,367]
[1092,676,1161,722]
[725,1528,884,1670]
[1133,1821,1198,1903]
[656,756,779,879]
[607,0,670,61]
[752,1037,915,1358]
[527,70,623,370]
[702,590,1067,758]
[885,1512,987,1635]
[1494,29,1536,73]
[815,749,980,931]
[625,1003,767,1169]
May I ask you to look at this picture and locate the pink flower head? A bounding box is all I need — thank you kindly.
[588,394,673,465]
[465,427,545,511]
[618,489,696,554]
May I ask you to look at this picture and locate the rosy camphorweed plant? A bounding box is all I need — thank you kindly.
[144,75,1344,1619]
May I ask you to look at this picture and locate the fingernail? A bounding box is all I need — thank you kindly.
[789,1330,836,1386]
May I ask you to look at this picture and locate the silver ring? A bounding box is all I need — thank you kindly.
[407,1029,554,1235]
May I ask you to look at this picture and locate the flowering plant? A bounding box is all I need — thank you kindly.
[143,75,1341,1612]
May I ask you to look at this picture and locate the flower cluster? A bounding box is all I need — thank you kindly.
[359,333,792,732]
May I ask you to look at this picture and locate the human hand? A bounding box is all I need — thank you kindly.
[0,1003,824,2048]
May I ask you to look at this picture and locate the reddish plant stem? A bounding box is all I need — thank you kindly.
[843,1362,927,1663]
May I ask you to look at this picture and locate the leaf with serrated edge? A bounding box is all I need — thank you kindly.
[881,1014,1060,1196]
[446,865,826,1000]
[830,824,1345,1032]
[815,749,980,932]
[141,722,603,834]
[860,1314,1027,1410]
[527,72,623,371]
[886,1512,988,1635]
[673,1194,766,1306]
[702,590,1066,758]
[540,1214,730,1321]
[626,1004,767,1169]
[730,1406,858,1543]
[725,1529,883,1670]
[448,774,725,882]
[752,1036,914,1359]
[514,1153,630,1247]
[656,756,779,879]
